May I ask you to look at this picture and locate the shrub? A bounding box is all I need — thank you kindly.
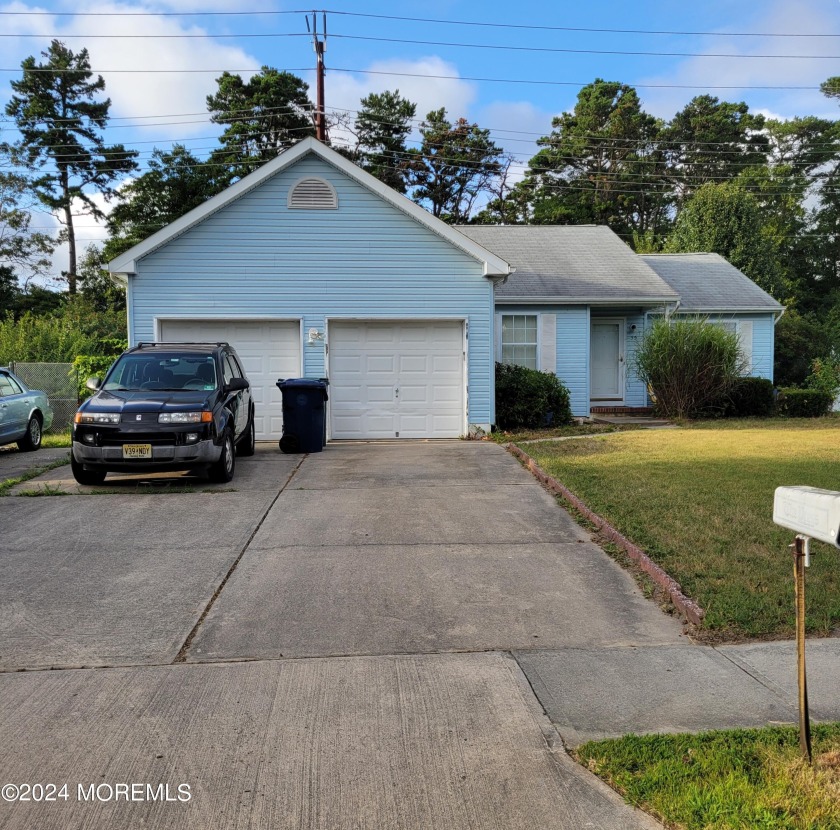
[804,354,840,400]
[723,377,776,417]
[634,317,743,420]
[73,352,123,400]
[495,362,572,430]
[776,388,833,418]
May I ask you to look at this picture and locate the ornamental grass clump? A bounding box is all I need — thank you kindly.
[635,318,743,420]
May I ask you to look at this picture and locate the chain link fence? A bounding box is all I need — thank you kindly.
[9,362,79,434]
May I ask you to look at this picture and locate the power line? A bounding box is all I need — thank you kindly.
[2,32,308,39]
[0,63,824,94]
[327,33,840,60]
[1,7,837,39]
[5,28,837,59]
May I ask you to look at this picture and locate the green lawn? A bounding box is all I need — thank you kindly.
[42,431,71,448]
[490,422,640,444]
[520,419,840,638]
[577,725,840,830]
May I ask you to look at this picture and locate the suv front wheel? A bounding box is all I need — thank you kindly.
[208,429,235,483]
[71,455,107,486]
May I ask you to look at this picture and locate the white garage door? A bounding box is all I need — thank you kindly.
[158,319,301,440]
[329,320,465,439]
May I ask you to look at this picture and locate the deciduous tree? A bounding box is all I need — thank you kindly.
[665,181,784,298]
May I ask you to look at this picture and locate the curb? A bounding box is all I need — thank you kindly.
[507,443,705,627]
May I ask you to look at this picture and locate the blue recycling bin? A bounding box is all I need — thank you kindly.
[276,378,329,453]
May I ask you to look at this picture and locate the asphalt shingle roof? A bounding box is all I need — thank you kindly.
[641,253,783,312]
[455,225,679,303]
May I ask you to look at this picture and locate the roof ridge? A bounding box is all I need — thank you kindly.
[642,252,717,257]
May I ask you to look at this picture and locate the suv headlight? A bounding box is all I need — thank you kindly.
[75,412,121,425]
[158,412,211,424]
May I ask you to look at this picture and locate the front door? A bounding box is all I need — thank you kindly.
[591,321,624,401]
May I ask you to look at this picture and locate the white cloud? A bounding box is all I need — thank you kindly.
[638,0,840,120]
[1,0,263,140]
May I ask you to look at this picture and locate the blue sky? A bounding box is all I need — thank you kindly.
[2,0,840,257]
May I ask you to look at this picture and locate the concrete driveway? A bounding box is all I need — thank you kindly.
[0,441,682,829]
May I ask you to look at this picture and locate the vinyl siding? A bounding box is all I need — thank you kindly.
[496,304,590,418]
[128,154,495,425]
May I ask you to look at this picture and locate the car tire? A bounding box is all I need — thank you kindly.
[17,414,43,452]
[209,430,235,483]
[71,455,107,485]
[237,411,256,457]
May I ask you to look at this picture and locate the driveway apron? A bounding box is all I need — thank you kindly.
[0,441,677,829]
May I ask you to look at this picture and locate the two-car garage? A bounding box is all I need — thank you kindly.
[157,318,466,441]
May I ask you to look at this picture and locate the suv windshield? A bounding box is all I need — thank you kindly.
[103,353,218,392]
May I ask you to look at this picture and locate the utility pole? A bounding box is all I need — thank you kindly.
[307,11,328,143]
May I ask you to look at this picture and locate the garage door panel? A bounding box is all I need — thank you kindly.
[366,355,396,374]
[159,319,300,440]
[329,321,464,440]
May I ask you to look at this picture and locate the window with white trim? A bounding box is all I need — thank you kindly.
[501,314,538,370]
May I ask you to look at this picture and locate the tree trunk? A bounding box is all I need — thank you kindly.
[61,167,76,294]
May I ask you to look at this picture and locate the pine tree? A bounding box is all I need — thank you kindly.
[4,40,137,293]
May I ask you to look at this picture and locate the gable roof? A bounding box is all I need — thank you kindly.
[108,137,511,277]
[641,253,783,313]
[456,225,679,305]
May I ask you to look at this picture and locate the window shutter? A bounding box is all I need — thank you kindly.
[738,321,753,374]
[540,314,557,373]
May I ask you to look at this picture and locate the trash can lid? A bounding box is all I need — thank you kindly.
[276,377,329,390]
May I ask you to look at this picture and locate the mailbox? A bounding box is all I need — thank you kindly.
[773,486,840,548]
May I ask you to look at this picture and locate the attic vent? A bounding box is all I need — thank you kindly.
[288,177,338,210]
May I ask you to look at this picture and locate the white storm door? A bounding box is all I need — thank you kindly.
[590,321,624,401]
[158,319,301,439]
[329,321,465,439]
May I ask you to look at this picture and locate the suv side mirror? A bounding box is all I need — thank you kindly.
[86,377,102,391]
[225,377,249,393]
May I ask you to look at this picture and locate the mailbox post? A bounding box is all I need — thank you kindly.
[773,485,840,763]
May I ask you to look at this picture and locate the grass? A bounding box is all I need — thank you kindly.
[42,431,71,448]
[490,422,640,444]
[17,483,68,497]
[577,725,840,830]
[519,418,840,639]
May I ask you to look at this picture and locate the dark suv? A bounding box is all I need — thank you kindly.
[71,342,254,485]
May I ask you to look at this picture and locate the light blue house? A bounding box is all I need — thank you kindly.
[109,137,510,440]
[109,137,783,436]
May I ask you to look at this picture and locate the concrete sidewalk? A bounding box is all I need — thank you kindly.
[518,638,840,747]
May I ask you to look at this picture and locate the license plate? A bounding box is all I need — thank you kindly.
[123,444,152,460]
